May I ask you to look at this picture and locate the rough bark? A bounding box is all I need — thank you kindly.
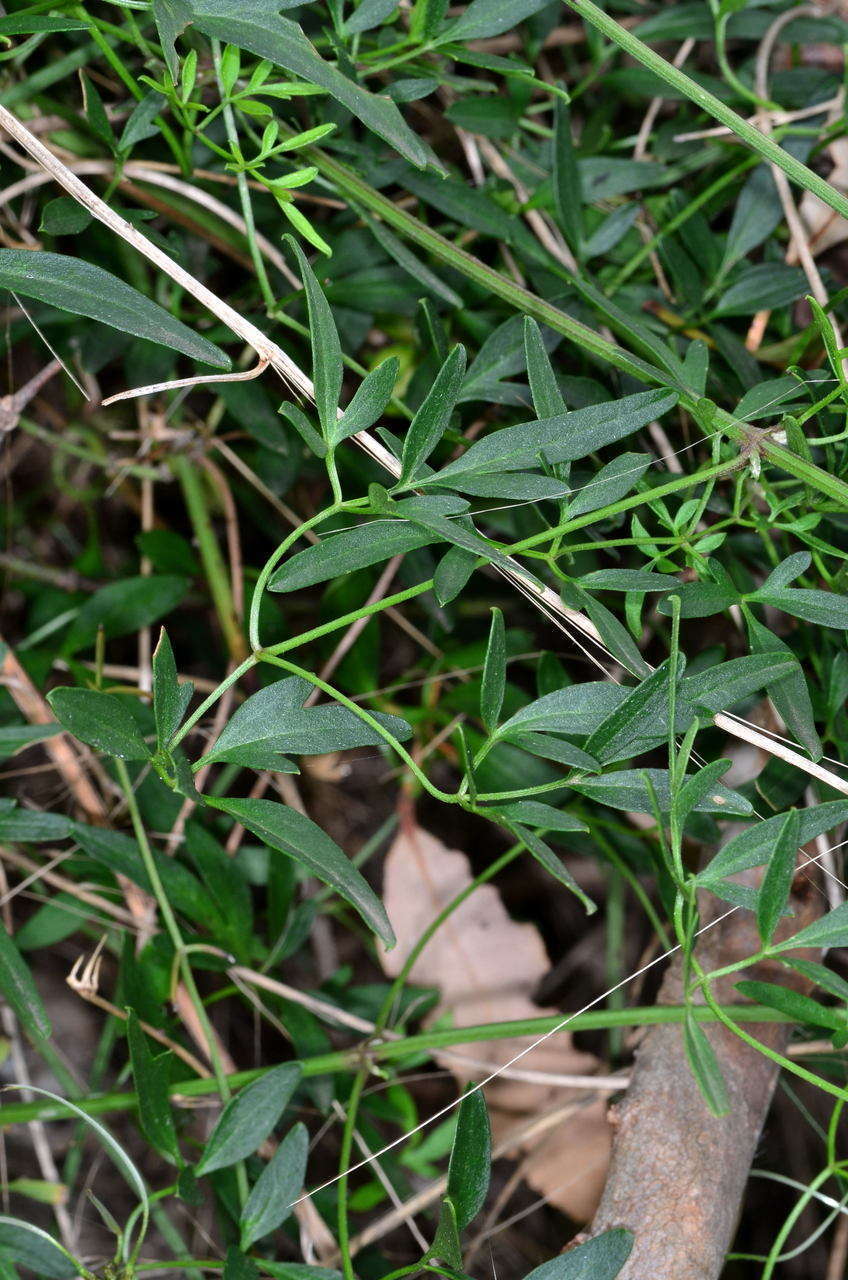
[586,879,819,1279]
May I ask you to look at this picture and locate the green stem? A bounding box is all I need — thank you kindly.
[173,455,247,663]
[260,652,458,803]
[337,1069,366,1280]
[248,501,365,651]
[114,759,249,1209]
[0,1004,792,1128]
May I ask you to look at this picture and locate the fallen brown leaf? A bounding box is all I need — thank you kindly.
[379,815,611,1222]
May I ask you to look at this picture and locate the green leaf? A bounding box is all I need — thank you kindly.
[0,251,228,367]
[519,1230,633,1280]
[152,628,193,749]
[345,0,399,33]
[126,1011,180,1164]
[153,0,190,82]
[783,959,848,1004]
[480,608,506,733]
[572,769,752,816]
[0,724,59,760]
[566,453,651,519]
[713,264,806,318]
[720,165,782,272]
[207,797,395,946]
[699,802,848,885]
[673,759,733,827]
[680,653,797,717]
[0,809,72,842]
[422,390,678,492]
[334,357,399,444]
[63,574,189,655]
[657,580,739,619]
[756,808,800,947]
[509,824,595,913]
[398,345,466,487]
[269,519,440,593]
[446,1089,490,1229]
[434,545,478,605]
[39,197,92,236]
[0,1220,76,1279]
[185,824,253,955]
[286,237,342,441]
[584,661,675,764]
[240,1122,308,1248]
[523,318,566,418]
[579,569,678,592]
[735,980,847,1031]
[0,922,51,1041]
[746,613,820,760]
[196,1062,302,1175]
[499,682,625,739]
[553,99,582,256]
[440,0,554,40]
[770,901,848,954]
[202,676,411,770]
[683,1011,730,1116]
[485,801,588,833]
[47,688,150,761]
[429,1195,462,1269]
[183,1,435,169]
[754,587,848,630]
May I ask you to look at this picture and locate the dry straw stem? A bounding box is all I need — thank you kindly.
[3,106,848,798]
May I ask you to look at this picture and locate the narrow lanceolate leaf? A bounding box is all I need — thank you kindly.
[286,237,342,440]
[756,808,800,947]
[420,389,678,491]
[683,1011,730,1117]
[46,687,150,761]
[446,1089,491,1229]
[698,802,848,885]
[0,922,51,1041]
[753,587,848,631]
[480,608,506,733]
[519,1228,633,1280]
[196,1062,302,1175]
[0,1219,76,1280]
[584,660,675,764]
[509,823,595,913]
[398,345,466,488]
[126,1011,179,1164]
[240,1122,308,1249]
[553,99,583,256]
[269,519,439,593]
[0,724,59,760]
[486,801,588,833]
[0,251,228,367]
[208,797,395,946]
[735,981,847,1033]
[571,769,752,816]
[334,357,399,444]
[770,901,848,954]
[202,677,411,770]
[524,318,566,418]
[152,629,193,749]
